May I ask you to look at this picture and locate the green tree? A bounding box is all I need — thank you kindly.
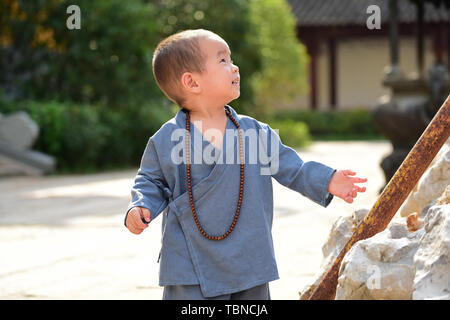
[0,0,162,108]
[248,0,308,118]
[0,0,310,172]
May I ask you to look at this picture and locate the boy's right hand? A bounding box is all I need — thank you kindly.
[126,207,151,235]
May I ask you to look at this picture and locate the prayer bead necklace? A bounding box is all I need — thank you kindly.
[184,106,244,240]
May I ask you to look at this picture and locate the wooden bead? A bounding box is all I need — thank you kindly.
[185,106,244,241]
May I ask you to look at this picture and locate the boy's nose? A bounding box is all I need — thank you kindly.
[232,64,239,73]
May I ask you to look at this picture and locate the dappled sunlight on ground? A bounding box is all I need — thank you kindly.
[26,178,132,199]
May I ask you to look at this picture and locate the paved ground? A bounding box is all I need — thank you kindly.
[0,141,391,300]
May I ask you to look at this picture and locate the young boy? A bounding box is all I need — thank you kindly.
[124,29,367,300]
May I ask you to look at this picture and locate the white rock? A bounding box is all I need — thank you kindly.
[298,208,368,299]
[399,137,450,218]
[412,204,450,300]
[0,111,39,149]
[300,188,450,300]
[335,221,424,300]
[321,209,368,268]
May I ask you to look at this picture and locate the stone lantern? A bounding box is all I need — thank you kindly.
[372,0,450,190]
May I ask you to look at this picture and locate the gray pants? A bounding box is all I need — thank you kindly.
[163,283,270,300]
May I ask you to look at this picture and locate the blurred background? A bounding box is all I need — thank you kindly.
[0,0,449,300]
[0,0,396,175]
[1,0,314,174]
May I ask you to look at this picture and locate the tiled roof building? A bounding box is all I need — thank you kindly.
[284,0,450,110]
[288,0,449,26]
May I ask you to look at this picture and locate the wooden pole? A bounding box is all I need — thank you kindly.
[389,0,400,67]
[328,38,337,110]
[416,0,424,76]
[309,95,450,300]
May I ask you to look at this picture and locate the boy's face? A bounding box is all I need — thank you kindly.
[194,36,240,105]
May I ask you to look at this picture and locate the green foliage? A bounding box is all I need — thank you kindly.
[270,108,383,140]
[0,0,314,172]
[1,0,309,113]
[0,0,163,108]
[248,0,309,118]
[267,119,311,148]
[0,100,109,170]
[0,100,173,172]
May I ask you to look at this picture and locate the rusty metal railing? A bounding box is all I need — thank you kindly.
[309,94,450,300]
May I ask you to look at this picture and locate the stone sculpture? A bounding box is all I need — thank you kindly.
[0,111,55,176]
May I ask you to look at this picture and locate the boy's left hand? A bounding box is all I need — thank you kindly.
[328,170,367,203]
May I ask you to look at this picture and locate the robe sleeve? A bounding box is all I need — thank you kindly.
[264,123,336,207]
[124,138,172,227]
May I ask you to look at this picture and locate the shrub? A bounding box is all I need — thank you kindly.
[0,99,173,172]
[0,0,163,108]
[99,100,175,168]
[248,0,309,118]
[267,119,311,148]
[270,108,383,140]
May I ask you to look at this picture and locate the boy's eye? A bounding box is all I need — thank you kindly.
[219,58,234,64]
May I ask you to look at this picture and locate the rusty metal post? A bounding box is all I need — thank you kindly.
[309,94,450,300]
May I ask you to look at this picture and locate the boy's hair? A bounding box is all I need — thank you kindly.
[152,29,220,108]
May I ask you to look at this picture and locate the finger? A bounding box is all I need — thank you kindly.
[345,195,354,203]
[126,219,143,234]
[141,207,151,224]
[128,209,147,231]
[352,186,365,194]
[350,177,367,183]
[136,208,149,228]
[129,226,143,235]
[128,217,144,233]
[126,213,140,232]
[357,186,366,193]
[343,170,356,176]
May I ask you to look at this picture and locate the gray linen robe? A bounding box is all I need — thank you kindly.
[125,105,335,297]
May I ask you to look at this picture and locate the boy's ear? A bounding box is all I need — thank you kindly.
[181,72,201,94]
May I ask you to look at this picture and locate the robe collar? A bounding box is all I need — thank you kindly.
[175,105,240,128]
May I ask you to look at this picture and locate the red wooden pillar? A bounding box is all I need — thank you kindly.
[433,23,444,63]
[448,29,450,72]
[416,0,425,76]
[328,38,337,110]
[305,39,319,110]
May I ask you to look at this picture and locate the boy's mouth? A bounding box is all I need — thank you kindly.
[232,77,240,86]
